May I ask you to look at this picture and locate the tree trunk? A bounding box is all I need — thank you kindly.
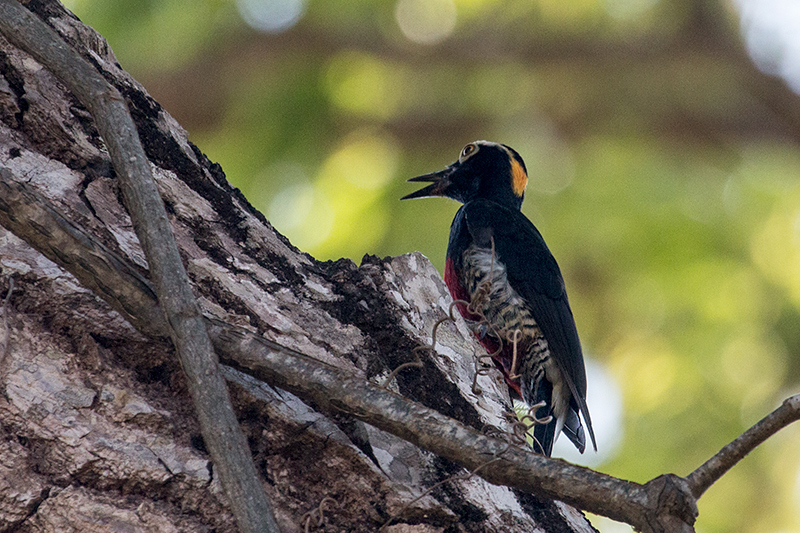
[0,1,595,531]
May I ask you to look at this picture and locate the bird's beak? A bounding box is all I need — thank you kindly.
[400,165,455,200]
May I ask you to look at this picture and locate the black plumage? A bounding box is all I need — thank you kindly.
[402,140,596,456]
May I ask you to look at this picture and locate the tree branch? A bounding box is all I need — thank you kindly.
[686,394,800,498]
[0,3,278,532]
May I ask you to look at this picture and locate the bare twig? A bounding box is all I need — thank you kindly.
[2,4,799,533]
[301,497,338,532]
[686,394,800,498]
[507,329,523,379]
[471,351,496,396]
[0,4,278,532]
[517,401,554,452]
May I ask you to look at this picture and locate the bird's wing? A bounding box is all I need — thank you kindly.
[462,199,597,451]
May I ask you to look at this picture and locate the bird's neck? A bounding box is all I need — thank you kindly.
[474,185,523,211]
[467,195,523,211]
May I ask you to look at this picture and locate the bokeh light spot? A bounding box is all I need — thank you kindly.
[737,0,800,93]
[601,0,658,20]
[794,460,800,520]
[325,52,403,120]
[395,0,457,45]
[751,205,800,306]
[311,131,400,258]
[325,133,400,191]
[237,0,306,33]
[721,334,785,392]
[612,337,679,415]
[268,182,334,250]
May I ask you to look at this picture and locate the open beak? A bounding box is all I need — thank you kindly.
[400,165,454,200]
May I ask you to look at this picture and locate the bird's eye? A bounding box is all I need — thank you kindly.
[461,143,477,159]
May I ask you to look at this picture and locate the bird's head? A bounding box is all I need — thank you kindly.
[401,141,528,210]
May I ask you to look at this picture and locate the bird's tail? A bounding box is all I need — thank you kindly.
[528,382,586,456]
[561,404,586,453]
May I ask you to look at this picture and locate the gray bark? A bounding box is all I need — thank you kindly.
[0,1,278,530]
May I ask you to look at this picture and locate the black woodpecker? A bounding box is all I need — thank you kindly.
[402,140,596,457]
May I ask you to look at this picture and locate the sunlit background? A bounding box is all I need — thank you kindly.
[63,0,800,531]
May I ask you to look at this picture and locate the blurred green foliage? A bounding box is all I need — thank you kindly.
[66,0,800,531]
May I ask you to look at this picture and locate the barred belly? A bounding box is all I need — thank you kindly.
[461,245,539,343]
[462,246,569,427]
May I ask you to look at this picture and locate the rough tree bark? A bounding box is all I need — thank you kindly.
[0,1,279,531]
[0,1,595,531]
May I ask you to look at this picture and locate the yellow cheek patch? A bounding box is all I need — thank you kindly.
[510,158,528,197]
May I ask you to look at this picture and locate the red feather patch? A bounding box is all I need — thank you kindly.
[444,257,522,399]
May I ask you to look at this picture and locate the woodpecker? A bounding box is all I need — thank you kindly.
[401,141,596,456]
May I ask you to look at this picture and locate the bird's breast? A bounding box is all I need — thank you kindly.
[460,245,540,340]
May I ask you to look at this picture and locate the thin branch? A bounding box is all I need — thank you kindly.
[686,394,800,498]
[0,4,278,533]
[379,442,511,531]
[7,146,799,530]
[0,175,167,336]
